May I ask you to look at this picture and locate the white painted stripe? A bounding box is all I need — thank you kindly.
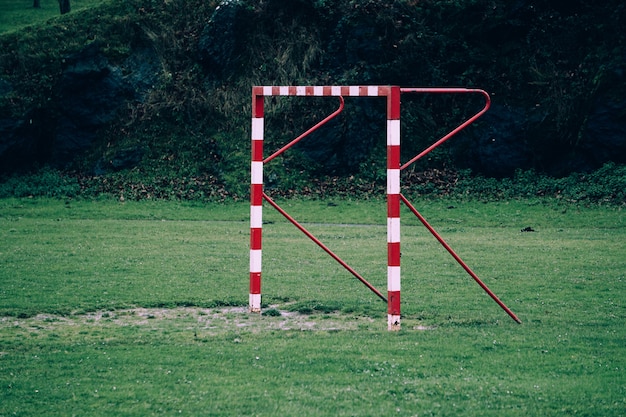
[251,161,263,184]
[250,249,262,272]
[249,294,261,310]
[387,169,400,194]
[250,205,263,228]
[251,118,264,140]
[387,120,400,146]
[258,86,391,97]
[387,217,400,243]
[388,266,401,291]
[388,314,401,329]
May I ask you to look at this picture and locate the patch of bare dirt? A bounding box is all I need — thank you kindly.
[0,306,386,334]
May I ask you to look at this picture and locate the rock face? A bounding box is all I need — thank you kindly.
[0,107,52,173]
[198,0,245,78]
[453,105,535,177]
[53,43,131,167]
[455,98,626,177]
[0,43,128,173]
[0,42,160,174]
[582,98,626,168]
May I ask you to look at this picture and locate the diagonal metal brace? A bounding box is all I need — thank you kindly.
[264,96,345,164]
[263,192,387,303]
[399,88,491,171]
[400,193,521,323]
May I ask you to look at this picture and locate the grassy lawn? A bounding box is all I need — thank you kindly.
[0,197,624,416]
[0,0,108,33]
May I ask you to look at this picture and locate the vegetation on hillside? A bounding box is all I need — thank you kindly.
[0,0,625,203]
[1,162,624,206]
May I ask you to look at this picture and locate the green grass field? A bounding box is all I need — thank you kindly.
[0,197,624,416]
[0,0,107,33]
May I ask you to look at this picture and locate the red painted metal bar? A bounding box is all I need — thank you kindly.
[399,193,522,324]
[387,86,402,330]
[399,88,491,171]
[263,96,345,164]
[263,191,388,303]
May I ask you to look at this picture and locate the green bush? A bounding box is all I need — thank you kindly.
[454,163,626,205]
[0,168,80,198]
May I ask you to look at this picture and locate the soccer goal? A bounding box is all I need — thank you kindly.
[249,86,520,330]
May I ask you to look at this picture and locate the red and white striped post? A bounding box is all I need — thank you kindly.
[249,86,403,328]
[387,86,402,330]
[249,89,264,312]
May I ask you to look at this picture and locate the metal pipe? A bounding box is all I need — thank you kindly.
[264,96,345,164]
[399,88,491,171]
[263,192,388,303]
[399,193,522,324]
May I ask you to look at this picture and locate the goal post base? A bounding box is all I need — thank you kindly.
[388,314,401,331]
[249,294,261,313]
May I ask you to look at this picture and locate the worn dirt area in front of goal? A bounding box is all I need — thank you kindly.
[0,306,390,337]
[0,306,439,340]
